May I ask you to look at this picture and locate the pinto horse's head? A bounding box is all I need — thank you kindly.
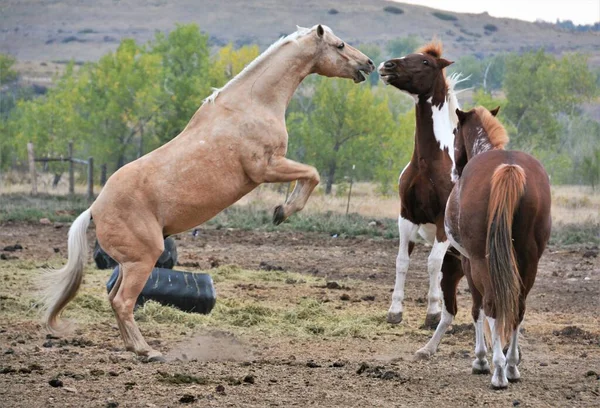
[309,24,375,83]
[378,40,453,97]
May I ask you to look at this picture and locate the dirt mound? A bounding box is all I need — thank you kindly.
[165,331,253,362]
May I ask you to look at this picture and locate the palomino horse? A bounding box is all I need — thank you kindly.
[40,25,374,361]
[378,41,464,328]
[420,106,551,389]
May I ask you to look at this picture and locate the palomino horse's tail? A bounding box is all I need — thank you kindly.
[39,208,92,333]
[486,164,526,345]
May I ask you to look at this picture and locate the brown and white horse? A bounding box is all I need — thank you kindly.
[421,106,551,389]
[39,25,374,361]
[378,41,464,328]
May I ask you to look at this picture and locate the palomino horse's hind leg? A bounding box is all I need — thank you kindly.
[111,257,164,361]
[388,216,418,324]
[414,254,462,359]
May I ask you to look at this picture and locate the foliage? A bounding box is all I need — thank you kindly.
[357,43,382,86]
[383,6,404,15]
[0,54,18,85]
[287,78,411,195]
[385,36,420,59]
[432,12,457,21]
[502,50,597,150]
[448,53,507,91]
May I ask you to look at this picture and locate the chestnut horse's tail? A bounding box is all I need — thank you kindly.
[486,164,526,344]
[39,208,92,334]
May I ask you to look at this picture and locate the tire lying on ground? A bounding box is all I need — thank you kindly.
[93,237,178,269]
[105,267,217,314]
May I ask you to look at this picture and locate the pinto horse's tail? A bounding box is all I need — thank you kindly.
[486,164,526,345]
[39,208,92,334]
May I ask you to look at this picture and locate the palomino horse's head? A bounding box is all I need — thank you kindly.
[309,25,374,83]
[378,41,453,97]
[454,106,504,176]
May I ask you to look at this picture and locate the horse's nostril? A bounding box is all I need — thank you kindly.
[384,61,395,69]
[368,59,374,67]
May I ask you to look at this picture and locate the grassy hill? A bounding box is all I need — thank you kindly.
[1,0,599,66]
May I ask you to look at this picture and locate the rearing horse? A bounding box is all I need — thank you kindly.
[420,106,551,389]
[378,41,464,328]
[39,25,374,361]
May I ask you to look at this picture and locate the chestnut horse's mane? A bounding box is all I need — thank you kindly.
[417,39,443,59]
[474,106,509,149]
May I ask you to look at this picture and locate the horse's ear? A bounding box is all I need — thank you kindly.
[490,106,501,117]
[437,58,453,69]
[456,108,468,124]
[317,24,324,38]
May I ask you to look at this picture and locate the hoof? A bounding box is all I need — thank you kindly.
[472,366,491,375]
[422,313,441,330]
[273,205,286,225]
[414,348,433,361]
[387,311,403,325]
[491,382,509,390]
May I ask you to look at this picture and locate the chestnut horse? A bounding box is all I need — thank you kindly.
[39,25,374,361]
[378,41,464,328]
[421,106,551,389]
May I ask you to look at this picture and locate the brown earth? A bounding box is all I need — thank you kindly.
[1,222,599,407]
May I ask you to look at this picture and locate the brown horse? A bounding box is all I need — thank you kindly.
[378,41,465,328]
[39,25,374,361]
[421,106,551,389]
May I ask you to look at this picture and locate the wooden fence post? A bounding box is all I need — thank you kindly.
[100,164,107,186]
[27,142,37,196]
[68,141,74,195]
[87,157,94,201]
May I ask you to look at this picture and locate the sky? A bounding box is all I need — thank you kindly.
[394,0,600,25]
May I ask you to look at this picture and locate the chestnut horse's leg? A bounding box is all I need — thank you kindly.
[464,257,491,375]
[487,316,509,389]
[387,216,418,324]
[263,157,320,225]
[505,326,521,382]
[414,254,462,359]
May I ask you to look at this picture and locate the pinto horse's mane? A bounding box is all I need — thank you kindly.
[417,40,443,58]
[474,106,509,149]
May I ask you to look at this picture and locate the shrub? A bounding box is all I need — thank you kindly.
[384,6,404,15]
[328,9,339,15]
[484,24,498,32]
[432,11,457,21]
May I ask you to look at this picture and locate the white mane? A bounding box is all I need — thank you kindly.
[203,25,322,104]
[446,72,471,129]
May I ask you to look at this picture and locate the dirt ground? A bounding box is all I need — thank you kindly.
[1,222,599,407]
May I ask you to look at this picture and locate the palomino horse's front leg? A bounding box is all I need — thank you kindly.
[263,157,320,224]
[388,216,418,324]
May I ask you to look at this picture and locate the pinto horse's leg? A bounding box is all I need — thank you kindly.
[387,216,418,324]
[487,316,509,389]
[423,238,450,328]
[263,157,320,224]
[414,254,462,359]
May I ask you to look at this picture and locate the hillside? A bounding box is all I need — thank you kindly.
[1,0,599,66]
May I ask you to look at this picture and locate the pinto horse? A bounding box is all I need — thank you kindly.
[378,41,464,328]
[421,106,551,389]
[39,25,374,361]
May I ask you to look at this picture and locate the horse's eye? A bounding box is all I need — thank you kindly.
[337,42,345,50]
[423,60,429,65]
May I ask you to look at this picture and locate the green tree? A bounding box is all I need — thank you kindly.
[358,43,382,86]
[288,78,411,194]
[503,50,597,150]
[150,24,212,144]
[208,43,260,87]
[385,36,420,59]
